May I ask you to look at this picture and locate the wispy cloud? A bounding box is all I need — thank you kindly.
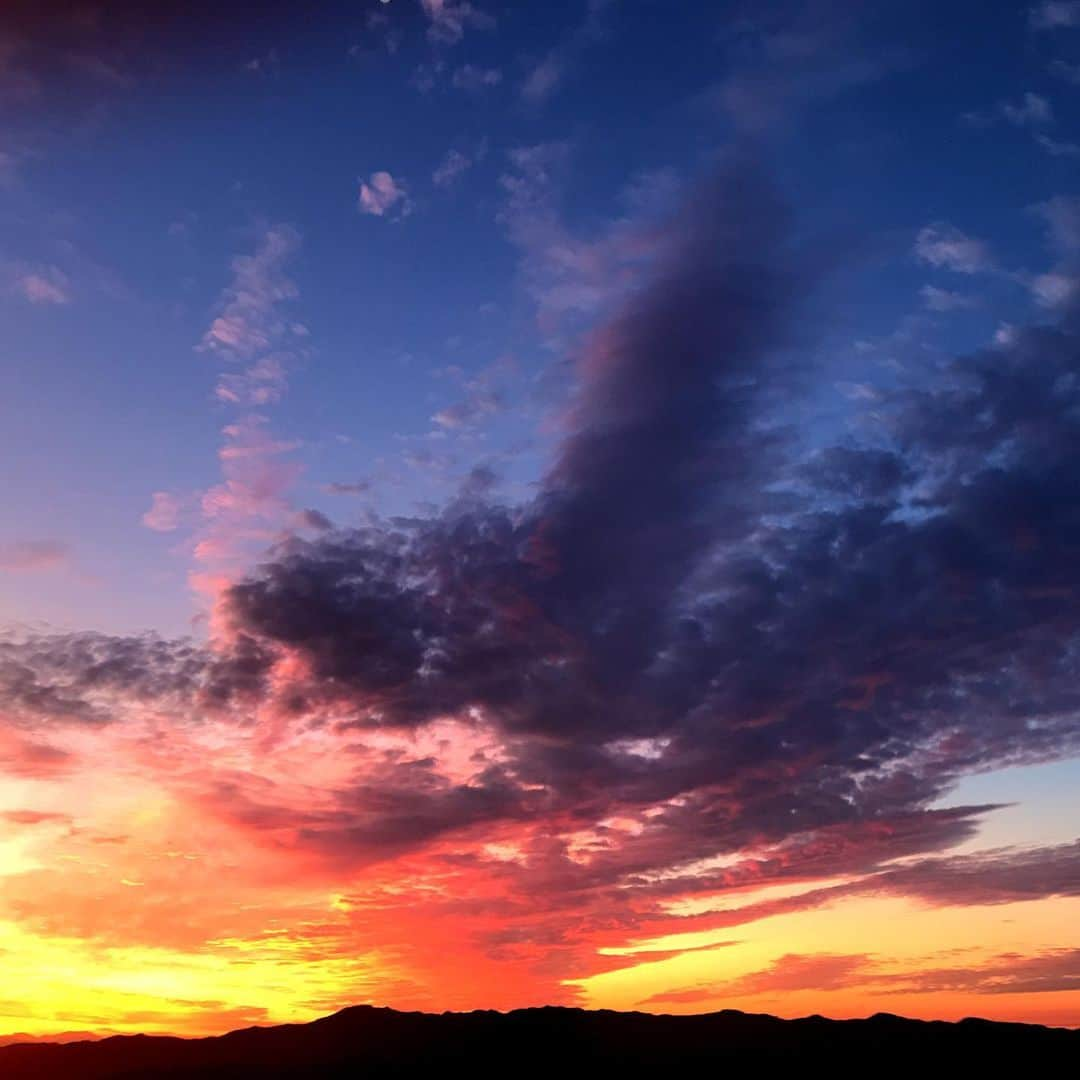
[1029,1,1080,30]
[420,0,494,46]
[521,0,613,104]
[433,149,472,187]
[914,222,994,274]
[0,540,68,573]
[1035,132,1080,156]
[10,266,70,305]
[920,284,979,312]
[451,64,501,92]
[1001,91,1053,127]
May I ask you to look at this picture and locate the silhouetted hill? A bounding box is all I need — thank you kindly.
[0,1004,1076,1077]
[0,1029,105,1048]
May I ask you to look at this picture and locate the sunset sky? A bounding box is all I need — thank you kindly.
[2,0,1080,1038]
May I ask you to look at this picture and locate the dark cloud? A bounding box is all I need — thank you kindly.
[871,841,1080,907]
[215,160,1080,883]
[226,160,808,743]
[143,161,1080,873]
[0,631,268,724]
[295,509,334,532]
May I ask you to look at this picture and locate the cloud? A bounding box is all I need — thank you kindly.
[1001,92,1053,127]
[871,841,1080,907]
[294,509,333,533]
[215,354,289,406]
[186,227,307,602]
[1027,198,1080,310]
[520,0,615,105]
[8,159,1080,1005]
[433,149,472,187]
[322,480,372,496]
[244,49,279,75]
[496,144,681,339]
[725,952,874,995]
[0,629,266,726]
[1031,195,1080,253]
[429,364,507,432]
[1031,271,1078,308]
[358,172,413,219]
[213,163,1080,887]
[142,492,187,532]
[1035,133,1080,157]
[707,3,905,132]
[889,948,1080,995]
[420,0,494,46]
[0,735,74,779]
[914,222,994,274]
[1049,58,1080,82]
[430,395,502,429]
[451,65,501,92]
[642,945,1080,1004]
[521,55,564,103]
[0,540,68,573]
[1030,2,1080,29]
[199,226,301,359]
[12,267,69,305]
[635,954,875,1007]
[0,809,72,827]
[920,284,979,311]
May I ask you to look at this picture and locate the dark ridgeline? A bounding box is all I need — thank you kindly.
[0,1005,1075,1077]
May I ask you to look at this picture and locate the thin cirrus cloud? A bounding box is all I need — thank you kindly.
[521,0,613,104]
[0,540,68,573]
[451,64,501,92]
[433,149,472,187]
[1029,1,1080,30]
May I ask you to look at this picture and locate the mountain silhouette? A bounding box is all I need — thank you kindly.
[0,1005,1076,1077]
[0,1030,106,1048]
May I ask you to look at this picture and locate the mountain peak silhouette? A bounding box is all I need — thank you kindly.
[0,1004,1075,1077]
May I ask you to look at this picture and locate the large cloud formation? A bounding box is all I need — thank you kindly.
[3,158,1080,1007]
[215,159,1080,862]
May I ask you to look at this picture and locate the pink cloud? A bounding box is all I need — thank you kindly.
[15,268,70,305]
[142,492,187,532]
[199,226,300,359]
[358,171,412,218]
[0,540,68,572]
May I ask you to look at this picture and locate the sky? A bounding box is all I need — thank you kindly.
[1,0,1080,1038]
